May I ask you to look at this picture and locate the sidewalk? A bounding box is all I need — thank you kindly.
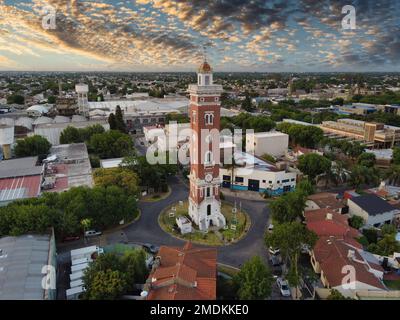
[221,188,265,202]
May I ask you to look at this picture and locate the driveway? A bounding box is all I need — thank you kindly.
[122,176,270,268]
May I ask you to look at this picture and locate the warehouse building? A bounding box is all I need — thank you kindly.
[0,156,43,206]
[0,232,57,300]
[246,131,289,158]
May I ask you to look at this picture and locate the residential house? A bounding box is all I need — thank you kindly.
[144,242,217,300]
[305,208,386,297]
[348,194,400,228]
[305,193,347,214]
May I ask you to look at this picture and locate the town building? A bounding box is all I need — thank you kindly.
[220,151,296,195]
[348,194,400,228]
[87,97,188,134]
[336,104,377,116]
[0,231,57,300]
[144,242,217,300]
[42,143,93,192]
[0,156,43,206]
[246,131,289,158]
[320,118,400,148]
[187,60,226,231]
[305,208,386,298]
[305,192,347,214]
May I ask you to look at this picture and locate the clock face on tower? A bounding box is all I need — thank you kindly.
[205,173,213,183]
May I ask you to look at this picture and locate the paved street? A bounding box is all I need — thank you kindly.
[121,176,270,268]
[57,175,290,299]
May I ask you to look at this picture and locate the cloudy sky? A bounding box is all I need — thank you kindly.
[0,0,399,72]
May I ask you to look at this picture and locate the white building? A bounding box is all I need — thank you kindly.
[220,151,297,196]
[176,216,193,235]
[246,131,289,158]
[348,194,400,228]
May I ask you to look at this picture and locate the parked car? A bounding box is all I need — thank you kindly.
[276,277,291,297]
[142,243,160,254]
[269,246,280,255]
[270,254,282,266]
[85,230,102,237]
[62,236,80,242]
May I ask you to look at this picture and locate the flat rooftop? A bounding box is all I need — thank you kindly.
[47,143,93,191]
[0,156,43,178]
[0,234,51,300]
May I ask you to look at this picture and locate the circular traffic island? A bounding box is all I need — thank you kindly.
[158,200,251,246]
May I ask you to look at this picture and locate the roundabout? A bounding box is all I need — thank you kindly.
[158,200,251,246]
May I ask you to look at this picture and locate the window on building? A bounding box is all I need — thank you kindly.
[235,177,244,183]
[205,75,210,86]
[205,151,213,165]
[198,75,201,85]
[282,179,289,183]
[214,97,219,102]
[223,175,231,181]
[192,111,196,123]
[262,180,266,183]
[291,178,295,181]
[269,181,272,184]
[206,187,211,197]
[277,181,280,184]
[205,113,214,125]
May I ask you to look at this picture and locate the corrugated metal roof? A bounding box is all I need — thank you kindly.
[0,234,51,300]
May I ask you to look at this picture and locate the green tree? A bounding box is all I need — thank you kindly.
[265,222,318,292]
[297,153,331,182]
[349,165,380,189]
[349,215,364,229]
[241,94,254,112]
[14,135,51,158]
[368,234,400,256]
[88,130,133,159]
[357,153,376,168]
[108,113,117,130]
[60,126,81,144]
[386,164,400,186]
[233,256,273,300]
[47,96,56,104]
[93,168,140,196]
[270,191,307,224]
[327,289,352,300]
[7,94,24,105]
[84,269,126,300]
[115,106,127,133]
[393,147,400,165]
[381,224,397,236]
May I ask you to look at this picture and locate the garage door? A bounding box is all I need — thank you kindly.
[248,179,259,192]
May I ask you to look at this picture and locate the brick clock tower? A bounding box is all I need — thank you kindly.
[187,60,226,231]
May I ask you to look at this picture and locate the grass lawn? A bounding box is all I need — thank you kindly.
[384,280,400,290]
[159,200,251,246]
[141,187,171,202]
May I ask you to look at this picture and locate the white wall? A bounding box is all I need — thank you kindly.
[246,132,289,158]
[348,199,398,227]
[220,166,296,193]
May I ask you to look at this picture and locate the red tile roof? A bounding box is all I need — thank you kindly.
[305,208,360,240]
[147,242,217,300]
[313,237,385,290]
[307,193,345,211]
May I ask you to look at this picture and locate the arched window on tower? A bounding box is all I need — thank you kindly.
[198,75,201,85]
[205,113,214,125]
[205,150,213,165]
[205,75,210,86]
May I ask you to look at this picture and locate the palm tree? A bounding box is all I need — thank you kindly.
[223,152,237,190]
[386,165,400,186]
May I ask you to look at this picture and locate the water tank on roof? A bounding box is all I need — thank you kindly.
[0,125,14,145]
[75,84,89,93]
